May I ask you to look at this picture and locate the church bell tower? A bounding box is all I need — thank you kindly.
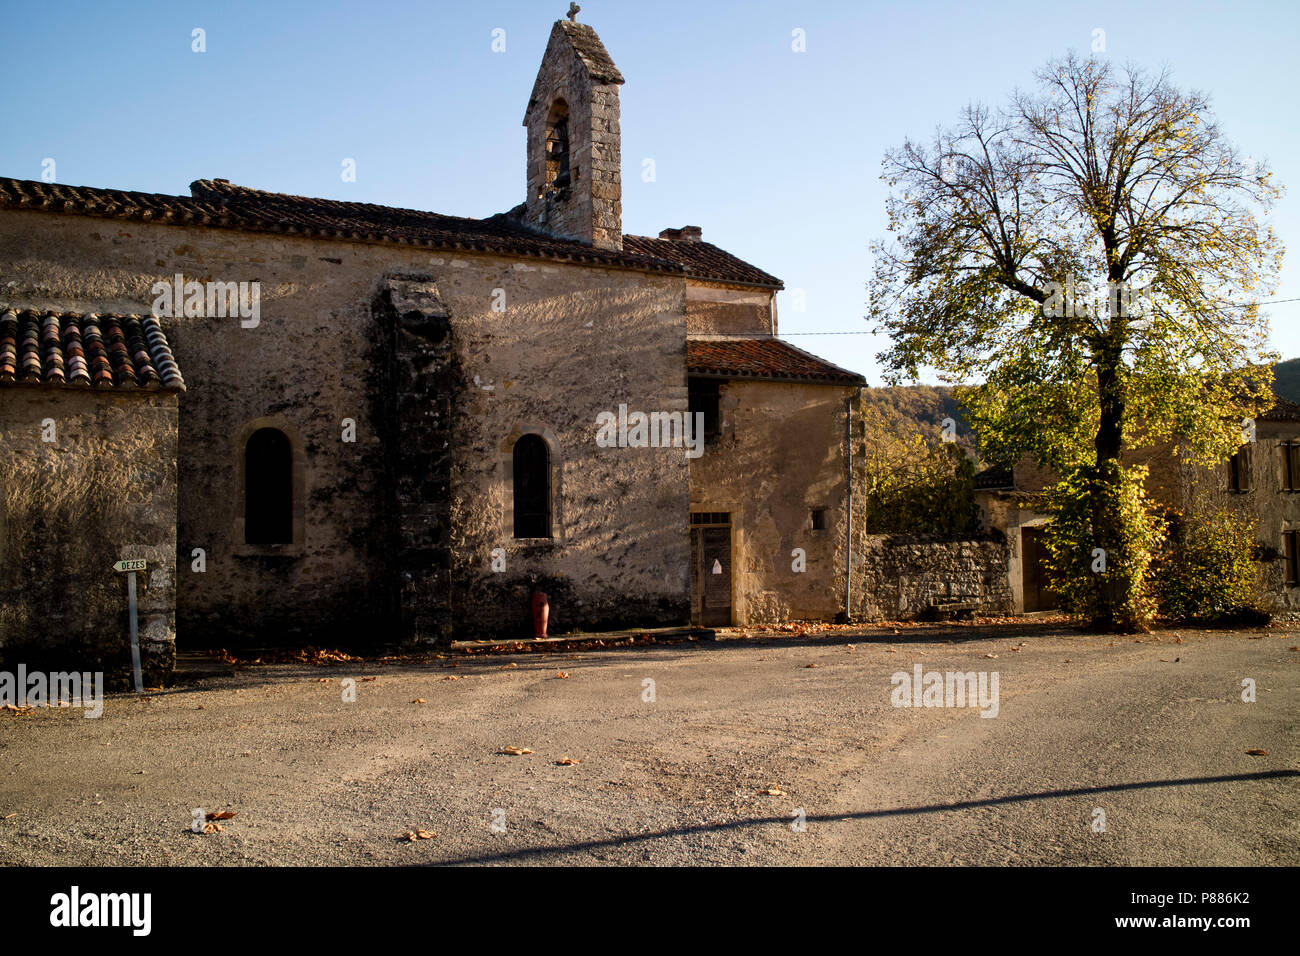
[523,7,624,251]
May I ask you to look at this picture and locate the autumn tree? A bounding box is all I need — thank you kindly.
[869,53,1283,630]
[857,398,979,536]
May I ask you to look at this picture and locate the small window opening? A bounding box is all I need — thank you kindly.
[245,427,293,544]
[811,508,828,531]
[513,434,551,539]
[688,378,721,445]
[1286,442,1300,492]
[1229,447,1249,493]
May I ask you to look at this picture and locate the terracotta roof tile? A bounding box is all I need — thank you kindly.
[687,337,864,386]
[0,176,782,288]
[623,235,782,288]
[0,307,184,392]
[1261,397,1300,422]
[974,466,1014,490]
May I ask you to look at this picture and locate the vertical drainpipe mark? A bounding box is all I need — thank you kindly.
[844,389,855,622]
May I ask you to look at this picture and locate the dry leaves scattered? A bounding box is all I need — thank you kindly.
[556,757,581,766]
[411,698,427,704]
[1245,749,1269,756]
[500,746,533,756]
[555,671,570,679]
[400,829,436,842]
[759,787,785,796]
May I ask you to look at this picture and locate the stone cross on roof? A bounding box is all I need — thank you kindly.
[567,3,580,22]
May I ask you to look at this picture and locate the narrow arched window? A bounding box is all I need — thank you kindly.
[245,427,293,544]
[513,434,551,539]
[545,100,571,191]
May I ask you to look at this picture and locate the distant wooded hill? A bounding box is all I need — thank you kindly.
[859,385,973,446]
[1274,359,1300,404]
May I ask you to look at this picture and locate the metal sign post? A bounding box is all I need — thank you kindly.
[113,560,147,692]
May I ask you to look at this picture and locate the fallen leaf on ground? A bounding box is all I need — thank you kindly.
[984,654,998,659]
[501,662,518,669]
[401,829,436,841]
[206,810,237,821]
[556,757,581,765]
[316,678,332,683]
[440,675,460,681]
[555,671,570,679]
[202,822,222,834]
[804,663,818,669]
[885,648,897,653]
[1245,749,1269,756]
[360,676,377,682]
[411,698,427,704]
[759,787,785,796]
[500,746,533,755]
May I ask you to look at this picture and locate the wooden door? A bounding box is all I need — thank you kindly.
[1021,526,1059,612]
[691,519,732,626]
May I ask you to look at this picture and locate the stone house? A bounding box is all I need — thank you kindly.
[975,398,1300,615]
[0,15,864,676]
[0,309,182,683]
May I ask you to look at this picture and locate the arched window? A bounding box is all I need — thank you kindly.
[513,434,551,539]
[245,427,293,544]
[545,100,571,191]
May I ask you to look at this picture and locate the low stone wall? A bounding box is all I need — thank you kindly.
[852,534,1012,621]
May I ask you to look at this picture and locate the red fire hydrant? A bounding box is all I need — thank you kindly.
[531,590,550,639]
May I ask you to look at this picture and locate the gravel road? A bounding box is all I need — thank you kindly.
[1,624,1295,866]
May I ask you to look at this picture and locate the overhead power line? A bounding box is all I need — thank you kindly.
[780,297,1300,335]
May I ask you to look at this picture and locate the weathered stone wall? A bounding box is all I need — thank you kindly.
[1179,422,1300,614]
[685,282,773,336]
[850,534,1013,621]
[1013,444,1186,504]
[0,388,177,684]
[0,208,690,646]
[688,379,854,624]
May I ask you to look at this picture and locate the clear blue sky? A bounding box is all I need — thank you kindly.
[3,0,1296,383]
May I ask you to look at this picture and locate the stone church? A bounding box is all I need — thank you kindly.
[0,15,865,681]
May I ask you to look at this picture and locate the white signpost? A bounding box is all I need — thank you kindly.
[113,560,147,692]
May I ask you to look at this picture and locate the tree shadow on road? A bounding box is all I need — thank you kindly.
[415,769,1300,866]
